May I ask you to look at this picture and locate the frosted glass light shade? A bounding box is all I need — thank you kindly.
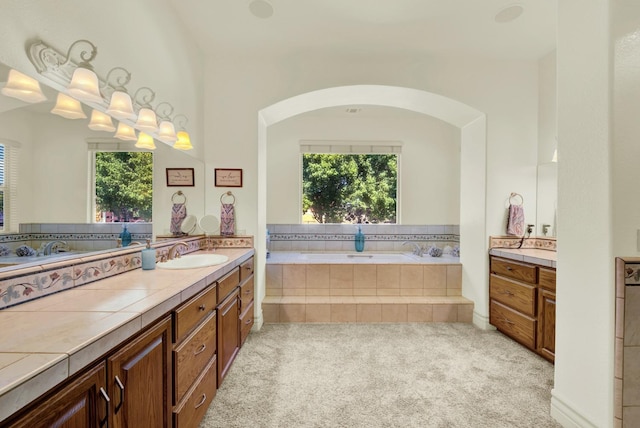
[50,93,86,119]
[114,122,137,141]
[67,67,103,104]
[1,69,47,103]
[135,132,156,150]
[174,131,193,150]
[106,91,136,120]
[158,120,177,142]
[88,109,116,132]
[135,107,158,133]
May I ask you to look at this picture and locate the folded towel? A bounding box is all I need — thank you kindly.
[170,203,187,236]
[507,204,525,236]
[221,203,235,236]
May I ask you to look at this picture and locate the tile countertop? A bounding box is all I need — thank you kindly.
[0,247,254,423]
[489,248,556,268]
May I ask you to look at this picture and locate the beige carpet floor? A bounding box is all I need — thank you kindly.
[200,323,560,428]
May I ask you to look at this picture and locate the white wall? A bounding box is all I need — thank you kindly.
[204,52,540,240]
[538,51,557,164]
[552,1,614,427]
[267,111,460,225]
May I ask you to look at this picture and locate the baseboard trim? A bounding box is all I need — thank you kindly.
[550,389,599,428]
[472,311,494,330]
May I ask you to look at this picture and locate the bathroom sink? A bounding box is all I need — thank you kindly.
[157,253,229,270]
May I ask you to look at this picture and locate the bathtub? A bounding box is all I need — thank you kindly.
[267,251,460,264]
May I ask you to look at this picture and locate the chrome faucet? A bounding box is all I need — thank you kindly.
[402,241,424,256]
[167,242,189,260]
[43,240,69,256]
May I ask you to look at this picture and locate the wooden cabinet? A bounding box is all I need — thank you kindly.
[489,256,556,362]
[217,288,240,386]
[537,268,556,362]
[108,316,172,428]
[172,285,218,425]
[6,362,109,428]
[239,257,255,346]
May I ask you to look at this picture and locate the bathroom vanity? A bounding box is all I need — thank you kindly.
[0,245,254,427]
[488,247,556,362]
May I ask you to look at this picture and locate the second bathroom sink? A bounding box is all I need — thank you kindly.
[157,253,229,270]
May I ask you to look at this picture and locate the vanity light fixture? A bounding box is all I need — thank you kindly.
[172,114,193,150]
[88,109,116,132]
[135,131,156,150]
[50,93,86,119]
[64,40,103,104]
[1,69,47,103]
[133,87,158,133]
[156,102,177,143]
[114,122,137,141]
[104,67,136,121]
[551,148,558,163]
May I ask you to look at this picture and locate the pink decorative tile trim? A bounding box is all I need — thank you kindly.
[489,236,556,251]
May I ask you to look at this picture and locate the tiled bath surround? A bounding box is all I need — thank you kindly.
[267,224,460,252]
[0,223,153,252]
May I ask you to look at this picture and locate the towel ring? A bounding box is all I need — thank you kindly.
[509,192,523,206]
[172,190,187,205]
[220,191,235,205]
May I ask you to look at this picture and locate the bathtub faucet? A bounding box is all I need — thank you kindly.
[402,241,424,256]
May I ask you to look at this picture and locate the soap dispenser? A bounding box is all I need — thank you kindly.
[141,239,156,270]
[355,226,365,252]
[120,224,132,247]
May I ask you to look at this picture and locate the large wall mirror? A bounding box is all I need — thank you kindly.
[536,162,557,237]
[0,62,205,270]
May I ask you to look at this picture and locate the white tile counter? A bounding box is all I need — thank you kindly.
[489,248,556,268]
[0,247,254,423]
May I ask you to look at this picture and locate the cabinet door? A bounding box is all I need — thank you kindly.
[108,316,172,428]
[217,288,240,386]
[7,362,109,428]
[537,289,556,362]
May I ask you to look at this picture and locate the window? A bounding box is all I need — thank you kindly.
[302,153,398,224]
[0,141,18,232]
[92,151,153,222]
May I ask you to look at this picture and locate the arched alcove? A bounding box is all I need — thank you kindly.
[255,85,489,328]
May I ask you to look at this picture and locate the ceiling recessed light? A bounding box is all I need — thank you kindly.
[249,0,274,19]
[495,4,524,23]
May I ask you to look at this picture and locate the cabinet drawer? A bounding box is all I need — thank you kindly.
[218,267,240,303]
[539,268,556,292]
[173,356,217,428]
[491,257,537,284]
[489,274,536,317]
[490,300,536,349]
[240,257,254,281]
[173,311,216,403]
[240,300,254,347]
[240,275,254,311]
[174,285,217,342]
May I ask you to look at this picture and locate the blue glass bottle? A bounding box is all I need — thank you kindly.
[120,225,132,247]
[355,226,365,252]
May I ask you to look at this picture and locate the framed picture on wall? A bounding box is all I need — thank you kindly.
[166,168,195,187]
[215,168,243,187]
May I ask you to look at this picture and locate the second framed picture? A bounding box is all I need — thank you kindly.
[215,168,243,187]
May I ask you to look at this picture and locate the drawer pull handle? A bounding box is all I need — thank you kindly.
[114,375,125,414]
[198,304,206,311]
[500,290,514,296]
[99,387,110,428]
[506,266,513,271]
[195,393,207,409]
[503,317,515,325]
[194,343,207,355]
[245,318,253,325]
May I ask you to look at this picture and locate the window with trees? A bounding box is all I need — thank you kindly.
[302,153,397,224]
[94,151,153,222]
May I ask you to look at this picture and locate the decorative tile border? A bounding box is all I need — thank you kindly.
[270,233,458,243]
[489,236,557,251]
[0,235,253,310]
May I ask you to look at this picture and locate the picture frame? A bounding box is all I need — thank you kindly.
[215,168,243,187]
[166,168,195,187]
